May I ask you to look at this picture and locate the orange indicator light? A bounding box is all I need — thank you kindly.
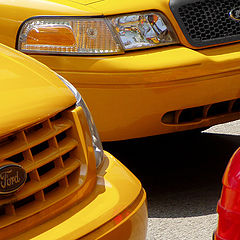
[26,26,76,46]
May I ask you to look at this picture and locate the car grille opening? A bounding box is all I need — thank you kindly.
[37,160,55,176]
[62,152,71,162]
[25,123,43,135]
[6,152,24,163]
[25,174,31,183]
[43,182,60,195]
[14,195,35,210]
[232,99,240,112]
[0,136,16,148]
[208,101,229,116]
[162,98,240,124]
[31,140,49,156]
[56,131,67,143]
[50,112,62,121]
[170,0,240,47]
[0,207,5,217]
[178,106,204,123]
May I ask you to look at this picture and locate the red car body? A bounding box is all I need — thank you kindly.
[215,148,240,240]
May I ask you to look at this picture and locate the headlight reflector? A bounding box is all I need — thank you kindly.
[57,74,103,167]
[18,12,178,55]
[109,12,178,50]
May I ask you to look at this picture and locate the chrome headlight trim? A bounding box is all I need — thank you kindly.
[57,74,103,168]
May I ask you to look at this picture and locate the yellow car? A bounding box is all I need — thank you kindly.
[1,0,240,141]
[0,43,147,240]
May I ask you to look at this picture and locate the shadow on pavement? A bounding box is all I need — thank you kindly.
[103,131,240,218]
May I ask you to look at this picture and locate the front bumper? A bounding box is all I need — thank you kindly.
[10,151,147,240]
[32,43,240,141]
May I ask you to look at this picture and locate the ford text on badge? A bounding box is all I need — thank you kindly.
[0,164,27,195]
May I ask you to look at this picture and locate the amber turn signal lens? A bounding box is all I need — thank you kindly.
[26,26,76,46]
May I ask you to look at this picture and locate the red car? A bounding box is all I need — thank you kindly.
[214,148,240,239]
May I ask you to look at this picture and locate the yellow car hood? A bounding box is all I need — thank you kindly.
[67,0,104,5]
[0,44,75,137]
[85,0,170,15]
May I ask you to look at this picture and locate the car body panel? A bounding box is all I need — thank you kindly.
[33,43,240,140]
[2,0,240,140]
[0,43,75,137]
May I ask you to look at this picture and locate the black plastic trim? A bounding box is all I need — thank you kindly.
[169,0,240,47]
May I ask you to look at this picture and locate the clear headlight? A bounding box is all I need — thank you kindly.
[109,12,178,50]
[57,74,103,168]
[17,12,178,55]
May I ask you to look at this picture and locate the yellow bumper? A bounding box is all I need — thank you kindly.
[11,151,147,240]
[32,43,240,141]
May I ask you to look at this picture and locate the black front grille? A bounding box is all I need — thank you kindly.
[170,0,240,47]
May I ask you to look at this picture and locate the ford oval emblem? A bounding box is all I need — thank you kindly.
[230,7,240,21]
[0,164,27,195]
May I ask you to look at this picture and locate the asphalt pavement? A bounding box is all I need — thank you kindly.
[103,120,240,240]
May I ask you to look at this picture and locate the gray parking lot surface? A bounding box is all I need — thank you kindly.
[103,120,240,240]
